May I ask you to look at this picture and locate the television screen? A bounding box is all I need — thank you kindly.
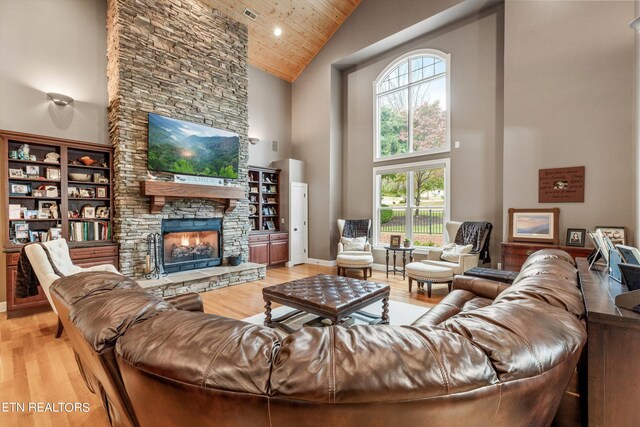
[147,113,239,179]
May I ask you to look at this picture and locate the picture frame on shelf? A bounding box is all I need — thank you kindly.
[566,228,586,247]
[267,197,277,204]
[82,205,96,219]
[508,208,560,244]
[250,186,259,193]
[49,227,62,240]
[9,169,23,178]
[97,176,110,184]
[32,189,46,198]
[44,185,58,197]
[24,210,39,220]
[97,187,107,198]
[29,231,41,243]
[14,223,29,232]
[68,187,79,198]
[389,235,402,248]
[265,220,276,230]
[25,165,40,176]
[10,183,30,195]
[595,226,626,245]
[96,207,110,218]
[9,204,23,219]
[46,168,61,181]
[38,201,58,219]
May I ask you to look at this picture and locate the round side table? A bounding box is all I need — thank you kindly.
[384,246,415,280]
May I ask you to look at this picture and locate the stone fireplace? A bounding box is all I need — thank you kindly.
[106,0,265,296]
[162,218,222,273]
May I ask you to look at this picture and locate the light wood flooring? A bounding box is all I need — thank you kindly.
[0,264,444,427]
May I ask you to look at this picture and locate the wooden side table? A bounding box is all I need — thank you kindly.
[385,246,415,280]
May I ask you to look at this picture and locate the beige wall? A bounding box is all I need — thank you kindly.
[343,8,504,265]
[248,65,293,167]
[503,0,635,245]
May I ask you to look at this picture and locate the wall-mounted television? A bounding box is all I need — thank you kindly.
[147,113,240,179]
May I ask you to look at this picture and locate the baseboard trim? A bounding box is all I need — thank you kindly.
[372,263,386,271]
[306,258,337,267]
[0,301,7,313]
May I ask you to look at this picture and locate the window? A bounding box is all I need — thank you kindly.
[373,159,449,249]
[374,50,450,161]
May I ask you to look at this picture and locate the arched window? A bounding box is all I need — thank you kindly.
[374,49,450,161]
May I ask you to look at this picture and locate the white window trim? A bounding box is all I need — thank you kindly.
[373,48,451,163]
[372,158,451,253]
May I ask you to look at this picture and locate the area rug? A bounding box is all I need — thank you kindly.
[243,300,429,329]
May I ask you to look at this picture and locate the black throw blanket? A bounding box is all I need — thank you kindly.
[16,243,65,298]
[342,219,371,241]
[454,221,493,264]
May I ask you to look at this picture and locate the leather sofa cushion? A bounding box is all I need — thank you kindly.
[520,249,576,271]
[411,290,491,327]
[70,288,174,352]
[270,324,498,403]
[493,276,585,319]
[512,261,578,285]
[442,302,586,382]
[51,271,141,307]
[116,310,281,396]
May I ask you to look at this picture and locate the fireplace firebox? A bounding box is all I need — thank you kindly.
[161,218,222,273]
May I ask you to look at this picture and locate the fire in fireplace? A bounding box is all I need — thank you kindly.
[161,218,222,273]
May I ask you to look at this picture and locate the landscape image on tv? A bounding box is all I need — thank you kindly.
[148,113,239,179]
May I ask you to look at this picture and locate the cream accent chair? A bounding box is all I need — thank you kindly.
[24,239,120,337]
[422,221,482,275]
[336,219,374,279]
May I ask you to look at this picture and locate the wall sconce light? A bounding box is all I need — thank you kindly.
[47,92,74,106]
[630,17,640,30]
[248,137,260,145]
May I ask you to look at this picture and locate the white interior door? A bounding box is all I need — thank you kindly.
[289,182,308,266]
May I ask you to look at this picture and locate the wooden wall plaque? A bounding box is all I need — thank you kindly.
[539,166,585,203]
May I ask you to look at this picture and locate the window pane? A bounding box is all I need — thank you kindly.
[411,167,445,247]
[379,209,406,245]
[378,62,408,93]
[378,90,409,157]
[380,173,406,207]
[411,76,447,153]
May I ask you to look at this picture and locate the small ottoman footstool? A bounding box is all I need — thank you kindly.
[406,262,454,298]
[337,252,374,279]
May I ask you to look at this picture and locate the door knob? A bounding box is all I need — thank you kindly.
[294,228,298,231]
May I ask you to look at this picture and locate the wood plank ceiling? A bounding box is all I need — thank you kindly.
[202,0,361,82]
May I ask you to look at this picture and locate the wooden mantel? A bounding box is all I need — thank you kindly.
[140,181,244,214]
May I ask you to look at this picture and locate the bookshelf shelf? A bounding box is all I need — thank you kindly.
[248,166,281,232]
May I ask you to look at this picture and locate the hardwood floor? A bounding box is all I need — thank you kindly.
[0,265,444,427]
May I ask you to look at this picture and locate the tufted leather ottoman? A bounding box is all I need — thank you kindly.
[262,274,390,332]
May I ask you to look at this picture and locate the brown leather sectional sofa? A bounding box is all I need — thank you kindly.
[50,249,586,427]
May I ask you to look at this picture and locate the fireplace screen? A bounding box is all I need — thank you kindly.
[163,231,220,265]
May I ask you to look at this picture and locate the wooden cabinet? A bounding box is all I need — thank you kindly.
[5,243,119,317]
[249,232,288,267]
[248,166,281,233]
[501,242,593,272]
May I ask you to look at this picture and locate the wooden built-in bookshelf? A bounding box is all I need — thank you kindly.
[248,166,281,232]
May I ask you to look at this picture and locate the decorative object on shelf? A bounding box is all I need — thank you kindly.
[68,186,79,198]
[10,183,30,195]
[9,204,22,219]
[44,152,60,164]
[46,92,74,106]
[67,209,80,218]
[78,156,97,166]
[145,233,167,280]
[18,144,30,160]
[42,185,58,197]
[566,228,586,247]
[404,238,411,248]
[228,254,242,266]
[145,171,158,181]
[14,223,29,242]
[267,197,276,204]
[508,208,560,244]
[595,226,626,245]
[249,204,257,215]
[26,165,39,176]
[81,205,95,219]
[97,175,110,184]
[97,187,107,198]
[9,169,23,178]
[69,172,92,182]
[49,227,62,240]
[32,189,46,198]
[96,207,110,218]
[9,150,18,159]
[24,210,39,219]
[29,231,40,243]
[265,220,276,230]
[79,188,94,198]
[174,174,225,187]
[29,155,36,162]
[539,166,585,203]
[38,201,58,219]
[250,186,259,193]
[389,235,401,248]
[46,168,61,180]
[37,212,49,220]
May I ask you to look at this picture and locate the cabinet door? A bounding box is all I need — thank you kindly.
[249,242,269,264]
[269,240,288,265]
[6,266,48,312]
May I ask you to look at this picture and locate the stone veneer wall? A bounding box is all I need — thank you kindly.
[106,0,250,278]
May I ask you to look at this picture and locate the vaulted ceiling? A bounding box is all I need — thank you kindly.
[203,0,361,82]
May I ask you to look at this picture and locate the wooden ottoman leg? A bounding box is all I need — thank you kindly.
[363,267,368,280]
[427,281,432,298]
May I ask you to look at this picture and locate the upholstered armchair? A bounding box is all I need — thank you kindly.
[421,221,492,275]
[336,219,374,279]
[23,239,120,336]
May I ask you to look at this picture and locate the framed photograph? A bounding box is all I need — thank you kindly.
[68,186,79,198]
[82,205,96,219]
[97,176,110,184]
[14,223,29,232]
[595,226,626,245]
[508,208,560,244]
[9,204,22,219]
[389,234,402,248]
[44,185,58,197]
[38,201,58,219]
[10,183,30,195]
[29,231,41,243]
[539,166,585,203]
[566,228,586,247]
[46,168,61,180]
[32,189,46,197]
[97,187,107,198]
[250,186,259,193]
[267,197,277,204]
[265,220,276,230]
[9,169,23,178]
[49,227,62,240]
[96,207,110,218]
[24,210,39,220]
[26,165,40,176]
